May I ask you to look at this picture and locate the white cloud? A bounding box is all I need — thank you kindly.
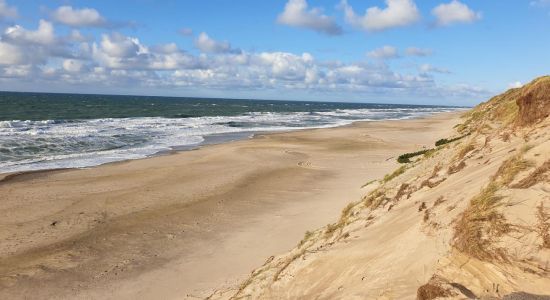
[2,64,33,77]
[52,6,107,27]
[194,32,237,54]
[0,42,23,65]
[0,19,489,103]
[419,64,450,74]
[508,81,523,89]
[90,33,200,71]
[3,20,56,45]
[0,20,69,67]
[68,30,87,42]
[62,59,85,73]
[92,33,150,69]
[277,0,342,35]
[367,46,399,59]
[0,0,17,20]
[405,47,432,57]
[98,33,143,58]
[340,0,420,32]
[432,1,481,26]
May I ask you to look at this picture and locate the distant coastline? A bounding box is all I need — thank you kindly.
[0,92,462,174]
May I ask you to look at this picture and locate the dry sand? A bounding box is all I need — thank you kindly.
[0,112,461,299]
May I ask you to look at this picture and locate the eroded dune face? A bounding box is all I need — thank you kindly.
[212,76,550,300]
[516,76,550,126]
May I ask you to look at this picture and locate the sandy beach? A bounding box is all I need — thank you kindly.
[0,112,461,299]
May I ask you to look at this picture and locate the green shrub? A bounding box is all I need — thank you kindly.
[397,149,431,163]
[435,133,471,147]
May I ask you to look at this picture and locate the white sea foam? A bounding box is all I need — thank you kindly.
[0,107,458,173]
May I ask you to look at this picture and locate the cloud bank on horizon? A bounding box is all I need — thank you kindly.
[0,0,548,105]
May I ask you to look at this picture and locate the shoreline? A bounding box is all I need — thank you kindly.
[0,110,463,180]
[0,111,462,299]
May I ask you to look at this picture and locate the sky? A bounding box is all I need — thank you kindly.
[0,0,549,106]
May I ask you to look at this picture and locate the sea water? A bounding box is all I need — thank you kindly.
[0,92,461,173]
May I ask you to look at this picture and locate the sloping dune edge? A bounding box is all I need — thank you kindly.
[211,76,550,299]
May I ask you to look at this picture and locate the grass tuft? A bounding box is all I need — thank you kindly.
[382,165,407,183]
[325,202,356,238]
[298,230,314,247]
[510,160,549,189]
[360,179,377,188]
[453,182,511,261]
[447,161,466,175]
[493,153,534,186]
[417,282,453,300]
[457,143,475,160]
[363,188,387,209]
[536,202,550,249]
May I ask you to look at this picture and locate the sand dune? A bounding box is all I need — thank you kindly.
[213,77,550,299]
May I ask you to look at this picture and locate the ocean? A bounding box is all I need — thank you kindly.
[0,92,460,173]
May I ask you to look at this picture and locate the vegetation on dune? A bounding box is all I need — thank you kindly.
[510,159,550,189]
[457,86,520,134]
[447,161,466,175]
[382,165,408,182]
[397,132,472,164]
[397,149,431,163]
[298,230,314,247]
[452,145,537,260]
[493,153,533,186]
[451,76,550,265]
[453,182,510,261]
[458,75,550,133]
[225,76,550,299]
[536,202,550,249]
[417,282,453,300]
[515,76,550,126]
[360,179,377,188]
[363,188,387,209]
[456,142,475,160]
[325,202,356,238]
[435,133,471,147]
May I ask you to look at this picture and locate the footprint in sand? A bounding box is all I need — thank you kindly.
[297,161,312,168]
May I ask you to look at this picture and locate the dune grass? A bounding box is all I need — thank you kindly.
[536,202,550,249]
[383,165,408,182]
[325,202,356,238]
[447,161,466,174]
[456,143,475,160]
[493,151,534,186]
[511,160,549,189]
[453,182,510,261]
[363,188,387,209]
[361,179,377,188]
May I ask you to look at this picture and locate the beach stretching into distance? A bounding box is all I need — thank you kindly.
[1,0,549,299]
[0,112,460,299]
